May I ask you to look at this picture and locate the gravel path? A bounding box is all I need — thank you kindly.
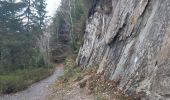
[0,66,64,100]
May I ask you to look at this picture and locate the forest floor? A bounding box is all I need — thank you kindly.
[48,73,136,100]
[47,56,134,100]
[48,79,95,100]
[47,59,96,100]
[47,72,132,100]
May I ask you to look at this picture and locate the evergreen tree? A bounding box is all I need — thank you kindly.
[0,0,26,33]
[21,0,32,31]
[21,0,47,33]
[32,0,47,29]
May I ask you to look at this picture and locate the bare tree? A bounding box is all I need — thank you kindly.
[68,0,74,46]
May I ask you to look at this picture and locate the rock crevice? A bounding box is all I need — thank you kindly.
[77,0,170,99]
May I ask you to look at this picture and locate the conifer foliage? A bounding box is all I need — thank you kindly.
[0,0,47,74]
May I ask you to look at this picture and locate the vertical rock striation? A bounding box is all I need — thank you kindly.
[77,0,170,99]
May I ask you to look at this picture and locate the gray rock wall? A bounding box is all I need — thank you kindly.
[77,0,170,99]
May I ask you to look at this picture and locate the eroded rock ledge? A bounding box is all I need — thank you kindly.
[77,0,170,99]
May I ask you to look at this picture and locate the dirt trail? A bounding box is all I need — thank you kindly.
[0,64,95,100]
[48,83,95,100]
[0,66,64,100]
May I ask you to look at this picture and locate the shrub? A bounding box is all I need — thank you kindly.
[0,67,54,94]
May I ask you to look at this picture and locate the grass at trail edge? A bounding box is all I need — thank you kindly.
[0,66,54,94]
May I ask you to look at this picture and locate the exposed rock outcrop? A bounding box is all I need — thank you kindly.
[77,0,170,99]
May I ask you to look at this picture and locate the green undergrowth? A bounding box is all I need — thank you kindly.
[58,55,85,84]
[0,66,54,94]
[55,54,95,87]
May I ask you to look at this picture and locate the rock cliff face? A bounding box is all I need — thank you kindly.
[77,0,170,99]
